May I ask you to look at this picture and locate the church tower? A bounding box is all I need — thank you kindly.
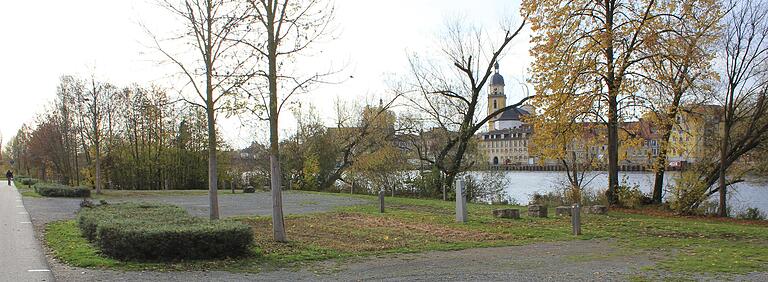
[487,62,506,131]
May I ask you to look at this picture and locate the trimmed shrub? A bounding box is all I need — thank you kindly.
[34,183,91,198]
[21,178,38,187]
[243,186,256,193]
[77,202,253,260]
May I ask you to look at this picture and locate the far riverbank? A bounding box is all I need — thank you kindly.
[487,171,768,214]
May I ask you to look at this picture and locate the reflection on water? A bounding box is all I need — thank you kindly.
[494,171,768,213]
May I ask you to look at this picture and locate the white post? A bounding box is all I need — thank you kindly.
[455,178,467,223]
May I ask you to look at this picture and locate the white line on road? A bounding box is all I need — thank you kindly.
[19,221,32,224]
[17,212,28,215]
[27,269,51,272]
[16,205,24,208]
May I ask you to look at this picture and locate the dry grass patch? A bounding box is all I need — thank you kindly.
[241,212,507,256]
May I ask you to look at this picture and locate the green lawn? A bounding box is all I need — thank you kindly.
[44,192,768,276]
[14,180,42,198]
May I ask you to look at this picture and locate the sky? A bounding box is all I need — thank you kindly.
[0,0,531,149]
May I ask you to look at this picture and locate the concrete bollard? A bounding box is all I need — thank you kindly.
[589,205,608,215]
[572,203,581,235]
[492,209,520,219]
[528,205,548,218]
[379,190,385,213]
[555,206,572,217]
[455,178,467,223]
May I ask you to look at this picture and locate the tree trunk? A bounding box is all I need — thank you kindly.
[652,125,673,204]
[205,0,220,220]
[206,106,220,220]
[606,93,619,205]
[718,117,730,217]
[269,146,286,242]
[267,4,287,241]
[95,140,102,194]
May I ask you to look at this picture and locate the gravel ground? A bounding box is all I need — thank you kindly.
[22,192,768,281]
[47,240,654,281]
[23,191,368,227]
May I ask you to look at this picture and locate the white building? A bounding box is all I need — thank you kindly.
[479,62,534,165]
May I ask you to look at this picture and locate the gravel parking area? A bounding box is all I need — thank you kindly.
[23,190,368,227]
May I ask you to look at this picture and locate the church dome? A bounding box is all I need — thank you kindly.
[491,73,505,86]
[490,61,505,86]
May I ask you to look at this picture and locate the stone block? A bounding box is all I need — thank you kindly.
[555,206,572,217]
[492,209,520,219]
[527,205,548,218]
[589,205,608,215]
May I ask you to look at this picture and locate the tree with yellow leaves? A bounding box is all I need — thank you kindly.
[523,0,686,205]
[639,0,721,204]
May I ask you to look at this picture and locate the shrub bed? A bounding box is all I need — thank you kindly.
[21,178,39,187]
[35,183,91,197]
[77,202,253,260]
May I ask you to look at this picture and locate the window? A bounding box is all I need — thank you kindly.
[493,100,497,109]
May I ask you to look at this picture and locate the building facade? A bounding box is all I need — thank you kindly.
[478,63,535,165]
[477,63,719,170]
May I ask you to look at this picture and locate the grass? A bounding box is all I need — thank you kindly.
[43,192,768,276]
[14,180,42,198]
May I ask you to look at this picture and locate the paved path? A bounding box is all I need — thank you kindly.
[0,181,54,282]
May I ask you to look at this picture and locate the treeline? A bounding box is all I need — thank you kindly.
[4,75,230,190]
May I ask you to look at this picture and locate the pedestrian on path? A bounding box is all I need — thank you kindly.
[5,170,12,186]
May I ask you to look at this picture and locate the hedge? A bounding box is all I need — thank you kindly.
[77,202,253,260]
[34,183,91,197]
[20,178,39,187]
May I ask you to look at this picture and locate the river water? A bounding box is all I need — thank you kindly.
[495,171,768,214]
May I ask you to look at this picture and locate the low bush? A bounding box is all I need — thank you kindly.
[615,183,644,209]
[737,207,766,220]
[21,178,38,187]
[35,183,91,198]
[77,202,253,260]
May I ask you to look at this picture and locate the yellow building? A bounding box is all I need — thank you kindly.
[668,105,721,166]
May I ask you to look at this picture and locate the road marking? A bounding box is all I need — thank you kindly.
[20,221,32,224]
[27,269,51,272]
[16,205,24,208]
[18,212,28,215]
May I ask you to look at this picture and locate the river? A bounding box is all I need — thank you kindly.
[494,171,768,214]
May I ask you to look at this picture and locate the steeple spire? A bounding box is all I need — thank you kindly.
[494,61,500,73]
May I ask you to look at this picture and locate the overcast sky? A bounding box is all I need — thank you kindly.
[0,0,530,148]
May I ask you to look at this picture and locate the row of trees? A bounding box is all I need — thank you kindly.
[3,76,226,192]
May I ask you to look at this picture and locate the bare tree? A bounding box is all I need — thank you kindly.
[716,0,768,216]
[240,0,335,242]
[319,97,404,191]
[76,75,114,194]
[402,17,527,199]
[149,0,251,219]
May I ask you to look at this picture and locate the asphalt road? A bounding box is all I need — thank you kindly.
[0,181,54,282]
